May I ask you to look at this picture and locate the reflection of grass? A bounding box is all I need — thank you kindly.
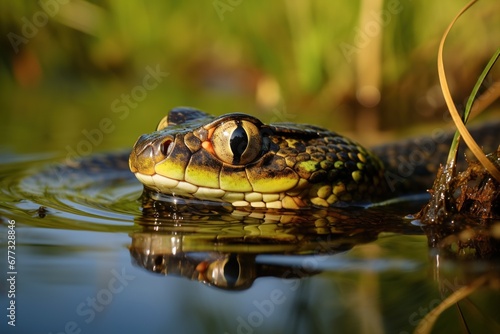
[1,1,499,153]
[415,275,488,334]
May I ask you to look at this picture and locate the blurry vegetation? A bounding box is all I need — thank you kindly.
[0,0,499,155]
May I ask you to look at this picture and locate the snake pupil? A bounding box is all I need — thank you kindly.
[230,124,248,165]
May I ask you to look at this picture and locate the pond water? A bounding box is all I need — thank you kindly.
[1,150,499,334]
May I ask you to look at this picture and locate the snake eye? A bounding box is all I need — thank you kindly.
[206,255,241,288]
[222,255,240,287]
[211,120,261,165]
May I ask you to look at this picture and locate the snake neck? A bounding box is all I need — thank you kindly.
[371,120,500,196]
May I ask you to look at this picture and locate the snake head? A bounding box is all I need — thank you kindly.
[130,107,385,209]
[129,107,294,206]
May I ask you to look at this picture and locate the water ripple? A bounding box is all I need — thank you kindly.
[0,150,141,231]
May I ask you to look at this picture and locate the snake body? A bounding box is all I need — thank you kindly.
[129,107,498,209]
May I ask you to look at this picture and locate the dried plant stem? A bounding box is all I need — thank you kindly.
[437,0,500,182]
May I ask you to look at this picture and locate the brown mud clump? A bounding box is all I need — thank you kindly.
[416,149,500,224]
[416,149,500,259]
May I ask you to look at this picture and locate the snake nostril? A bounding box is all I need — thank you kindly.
[160,139,173,156]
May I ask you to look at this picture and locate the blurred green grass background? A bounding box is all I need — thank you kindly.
[1,0,499,156]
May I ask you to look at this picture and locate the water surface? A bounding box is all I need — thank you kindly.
[1,151,499,334]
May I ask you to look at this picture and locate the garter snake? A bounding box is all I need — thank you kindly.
[129,107,499,210]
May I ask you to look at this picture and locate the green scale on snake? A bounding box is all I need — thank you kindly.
[129,107,499,210]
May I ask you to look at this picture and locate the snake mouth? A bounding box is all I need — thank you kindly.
[134,171,308,210]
